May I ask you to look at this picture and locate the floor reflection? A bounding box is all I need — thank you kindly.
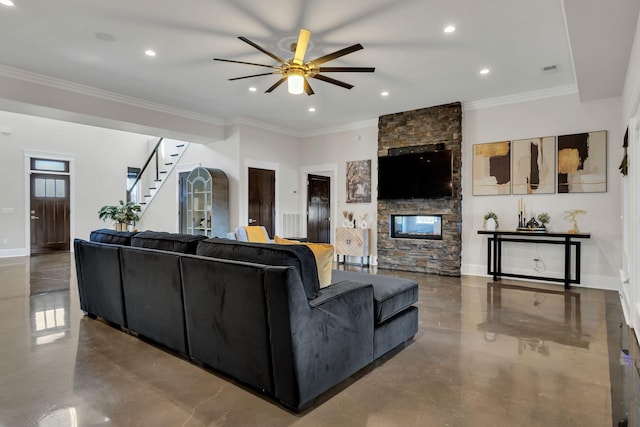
[31,290,71,347]
[477,281,589,354]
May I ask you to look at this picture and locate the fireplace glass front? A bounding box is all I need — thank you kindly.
[390,214,442,240]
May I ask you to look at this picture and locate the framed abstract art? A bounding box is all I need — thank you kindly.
[512,136,555,195]
[557,130,607,193]
[472,141,511,195]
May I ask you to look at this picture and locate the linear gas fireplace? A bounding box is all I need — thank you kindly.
[390,214,443,240]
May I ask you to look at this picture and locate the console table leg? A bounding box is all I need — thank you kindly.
[564,236,571,289]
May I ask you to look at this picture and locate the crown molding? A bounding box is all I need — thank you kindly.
[228,116,301,137]
[227,116,379,138]
[299,118,379,138]
[0,64,225,126]
[463,84,579,111]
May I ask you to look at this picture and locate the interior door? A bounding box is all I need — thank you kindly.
[178,171,189,234]
[307,174,331,243]
[248,167,275,238]
[30,173,70,254]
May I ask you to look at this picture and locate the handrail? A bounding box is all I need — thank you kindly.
[127,137,164,200]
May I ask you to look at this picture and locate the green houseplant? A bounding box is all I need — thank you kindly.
[98,200,141,231]
[537,212,550,228]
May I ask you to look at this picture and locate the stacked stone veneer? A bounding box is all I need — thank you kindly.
[377,102,462,276]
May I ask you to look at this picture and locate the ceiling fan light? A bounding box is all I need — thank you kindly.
[288,72,305,95]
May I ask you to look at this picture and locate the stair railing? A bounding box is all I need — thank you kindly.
[127,137,164,202]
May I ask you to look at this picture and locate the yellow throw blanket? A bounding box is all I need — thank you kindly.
[243,226,268,243]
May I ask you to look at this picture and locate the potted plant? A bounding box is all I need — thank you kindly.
[537,212,550,229]
[98,200,141,231]
[483,211,499,231]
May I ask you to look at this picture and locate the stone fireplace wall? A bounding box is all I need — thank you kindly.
[377,102,462,275]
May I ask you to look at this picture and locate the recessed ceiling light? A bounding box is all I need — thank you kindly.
[444,25,456,33]
[0,0,15,6]
[480,68,490,75]
[249,87,257,92]
[308,107,316,112]
[145,49,156,57]
[381,91,389,97]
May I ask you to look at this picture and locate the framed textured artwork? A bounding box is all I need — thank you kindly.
[512,136,556,195]
[472,141,511,195]
[346,159,371,203]
[557,130,607,193]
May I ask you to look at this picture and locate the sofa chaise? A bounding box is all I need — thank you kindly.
[74,229,418,411]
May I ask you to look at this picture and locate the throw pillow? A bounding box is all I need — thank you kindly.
[274,236,334,288]
[243,226,269,243]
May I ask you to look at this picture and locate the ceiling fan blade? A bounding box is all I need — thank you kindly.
[311,74,354,89]
[238,36,286,64]
[317,67,375,73]
[214,58,280,69]
[304,78,314,96]
[292,29,311,65]
[308,44,363,66]
[229,72,279,81]
[265,76,287,93]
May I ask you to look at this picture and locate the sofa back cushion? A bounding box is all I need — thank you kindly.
[196,238,320,299]
[131,231,206,254]
[90,228,138,246]
[120,246,188,354]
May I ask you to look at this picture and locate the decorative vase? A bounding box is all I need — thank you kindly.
[115,222,129,232]
[485,218,497,231]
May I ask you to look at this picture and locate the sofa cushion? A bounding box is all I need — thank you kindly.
[331,270,418,324]
[197,238,320,299]
[131,231,206,254]
[90,228,138,246]
[274,236,334,288]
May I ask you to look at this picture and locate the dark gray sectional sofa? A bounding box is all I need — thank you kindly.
[74,229,418,411]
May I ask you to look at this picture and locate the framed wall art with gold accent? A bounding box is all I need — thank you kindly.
[472,141,511,195]
[557,130,607,193]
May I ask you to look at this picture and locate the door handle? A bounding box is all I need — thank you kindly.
[248,218,257,224]
[31,216,39,220]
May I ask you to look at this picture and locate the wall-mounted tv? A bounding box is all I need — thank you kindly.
[378,149,452,200]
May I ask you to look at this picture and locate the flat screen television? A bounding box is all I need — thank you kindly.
[378,149,452,199]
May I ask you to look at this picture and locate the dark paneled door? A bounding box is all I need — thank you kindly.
[248,167,275,238]
[307,174,330,243]
[30,173,70,254]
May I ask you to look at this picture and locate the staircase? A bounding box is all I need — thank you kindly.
[127,137,189,218]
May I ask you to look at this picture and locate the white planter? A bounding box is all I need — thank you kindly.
[485,217,497,231]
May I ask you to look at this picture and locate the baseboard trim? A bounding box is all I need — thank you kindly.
[0,248,29,258]
[461,263,619,291]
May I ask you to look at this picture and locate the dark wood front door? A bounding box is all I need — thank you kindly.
[30,173,70,254]
[248,167,275,238]
[307,174,330,243]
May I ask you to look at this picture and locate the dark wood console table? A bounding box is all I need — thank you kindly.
[477,230,591,289]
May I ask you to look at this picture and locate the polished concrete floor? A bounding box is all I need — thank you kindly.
[0,253,638,426]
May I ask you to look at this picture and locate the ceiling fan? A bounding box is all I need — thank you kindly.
[214,29,375,95]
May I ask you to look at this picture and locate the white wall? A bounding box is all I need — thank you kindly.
[461,94,623,290]
[138,137,241,233]
[0,110,151,256]
[238,124,301,236]
[299,125,379,253]
[621,9,640,339]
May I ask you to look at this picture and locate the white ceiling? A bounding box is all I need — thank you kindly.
[0,0,638,134]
